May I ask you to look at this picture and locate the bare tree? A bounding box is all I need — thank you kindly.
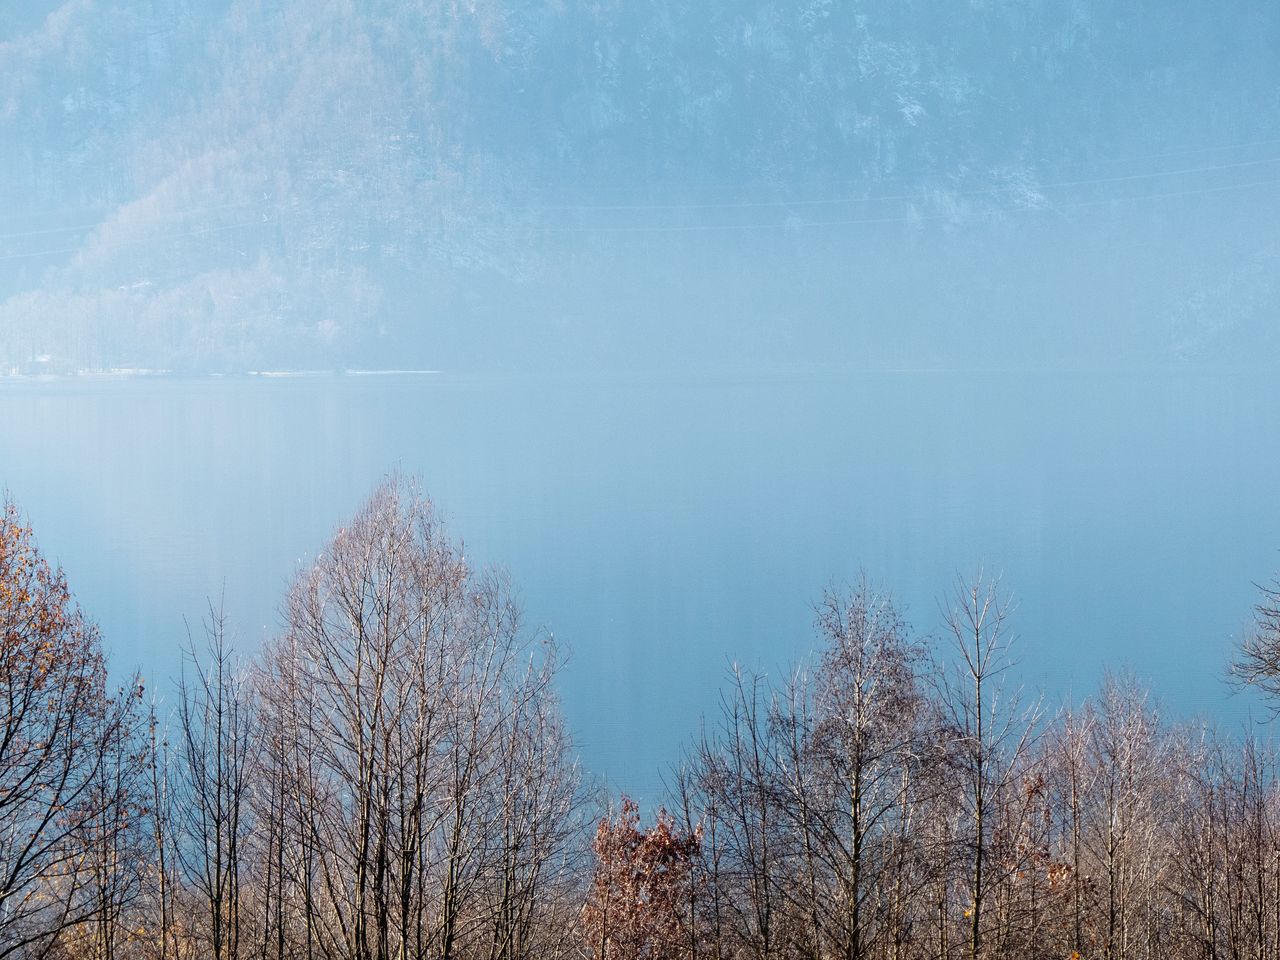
[690,666,788,960]
[806,581,922,960]
[1234,578,1280,702]
[0,500,144,960]
[1082,672,1168,960]
[255,475,580,960]
[679,579,931,960]
[145,699,179,960]
[930,573,1038,960]
[173,602,261,960]
[77,678,151,960]
[24,481,1280,960]
[1041,704,1099,959]
[480,639,584,960]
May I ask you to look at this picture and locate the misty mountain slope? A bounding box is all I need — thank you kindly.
[3,0,1279,372]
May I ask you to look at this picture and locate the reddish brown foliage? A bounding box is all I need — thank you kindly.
[582,796,702,960]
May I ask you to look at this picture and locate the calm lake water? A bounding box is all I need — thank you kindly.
[2,370,1277,798]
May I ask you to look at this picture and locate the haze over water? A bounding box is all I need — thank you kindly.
[4,370,1276,798]
[6,0,1280,800]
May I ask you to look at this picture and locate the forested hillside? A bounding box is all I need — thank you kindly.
[4,0,1280,372]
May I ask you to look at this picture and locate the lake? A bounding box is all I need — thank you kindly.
[2,370,1277,799]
